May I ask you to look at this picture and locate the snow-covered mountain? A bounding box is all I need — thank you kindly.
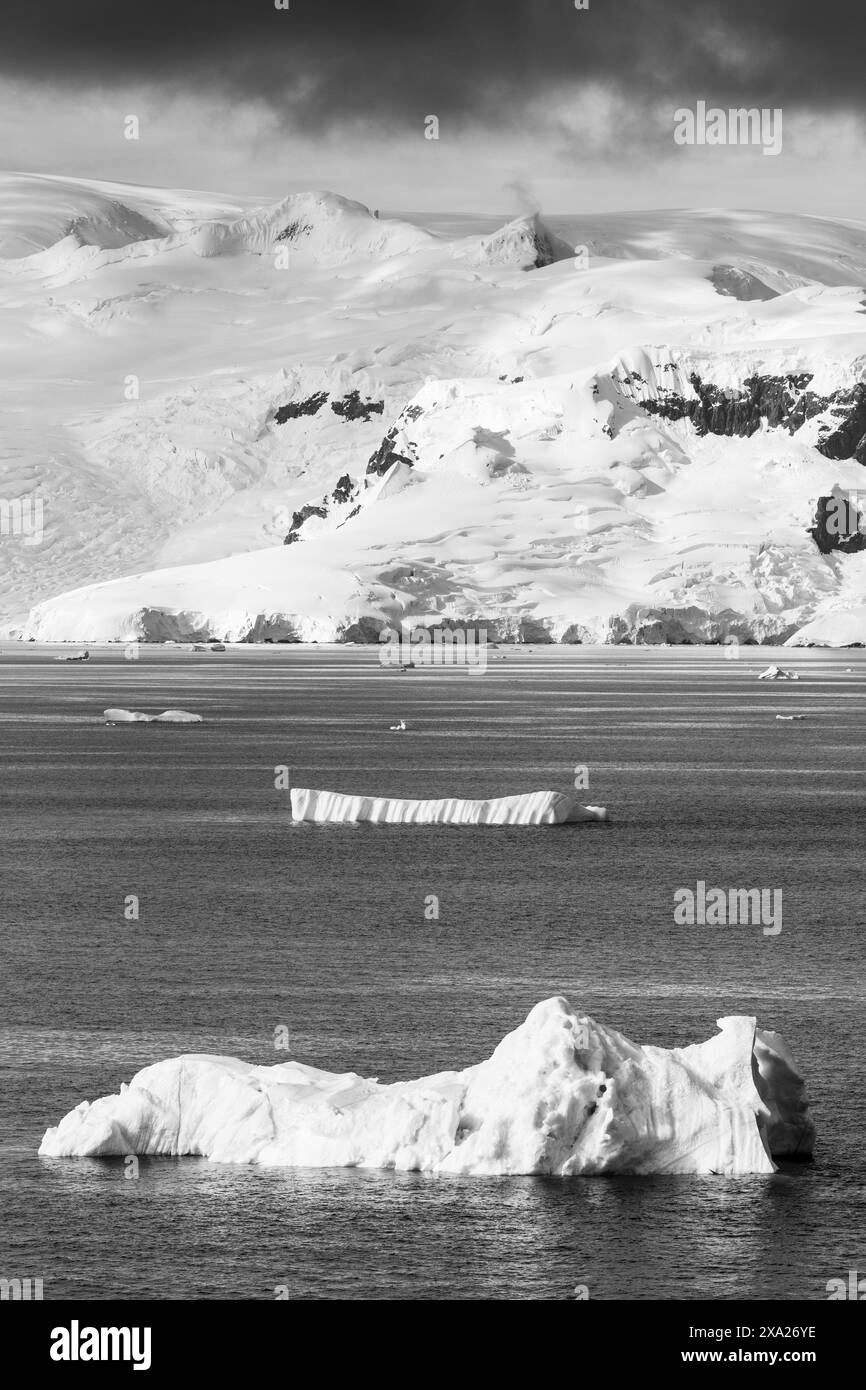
[3,171,866,645]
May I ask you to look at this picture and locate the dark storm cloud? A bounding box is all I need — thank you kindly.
[2,0,864,128]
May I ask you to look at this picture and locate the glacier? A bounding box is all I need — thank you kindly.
[4,174,866,646]
[289,787,608,826]
[38,997,814,1176]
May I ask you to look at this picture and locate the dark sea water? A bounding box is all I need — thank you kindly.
[0,643,864,1301]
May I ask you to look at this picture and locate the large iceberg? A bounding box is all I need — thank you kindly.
[289,787,608,826]
[39,997,813,1176]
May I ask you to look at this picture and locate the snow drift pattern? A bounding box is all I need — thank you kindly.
[289,787,608,825]
[38,997,814,1175]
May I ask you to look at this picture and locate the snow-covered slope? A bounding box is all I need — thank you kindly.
[39,996,814,1176]
[3,173,866,644]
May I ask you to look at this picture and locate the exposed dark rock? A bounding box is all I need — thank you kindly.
[275,221,312,242]
[636,372,823,439]
[621,368,866,463]
[273,392,329,424]
[817,383,866,463]
[331,390,385,422]
[281,474,361,544]
[809,493,866,554]
[282,501,327,544]
[331,473,356,504]
[366,426,415,477]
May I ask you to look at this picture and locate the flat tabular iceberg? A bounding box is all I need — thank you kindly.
[290,787,608,825]
[103,708,202,723]
[39,997,813,1176]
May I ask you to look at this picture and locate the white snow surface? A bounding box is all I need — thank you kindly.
[3,173,866,645]
[289,787,608,825]
[38,996,814,1175]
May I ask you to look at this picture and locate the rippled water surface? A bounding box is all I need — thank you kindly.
[1,644,864,1299]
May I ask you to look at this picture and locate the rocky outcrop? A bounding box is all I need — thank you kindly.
[273,392,329,423]
[366,424,417,477]
[620,369,866,463]
[331,390,384,422]
[275,220,312,243]
[282,502,328,544]
[281,473,362,544]
[809,493,866,554]
[331,473,356,504]
[630,371,819,438]
[818,383,866,462]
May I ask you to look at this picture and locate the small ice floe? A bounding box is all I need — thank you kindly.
[775,714,807,721]
[55,650,90,663]
[758,665,799,680]
[104,708,203,724]
[389,718,407,731]
[210,642,227,652]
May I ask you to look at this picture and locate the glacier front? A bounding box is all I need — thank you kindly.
[38,997,814,1176]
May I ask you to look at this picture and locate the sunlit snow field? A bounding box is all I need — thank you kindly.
[0,644,864,1299]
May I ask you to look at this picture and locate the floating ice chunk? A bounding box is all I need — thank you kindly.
[389,719,407,731]
[103,708,202,724]
[775,714,807,720]
[758,665,799,680]
[289,787,608,825]
[38,997,814,1176]
[54,650,90,662]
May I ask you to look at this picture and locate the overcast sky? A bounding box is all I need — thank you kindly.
[3,0,865,216]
